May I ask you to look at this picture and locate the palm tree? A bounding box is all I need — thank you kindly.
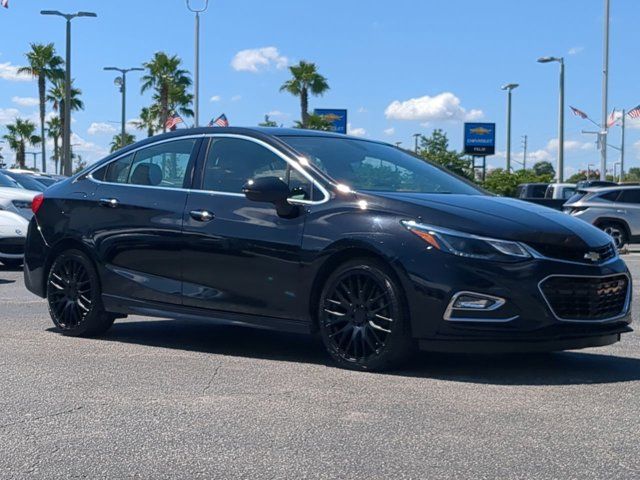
[141,52,192,132]
[134,106,161,137]
[280,61,329,128]
[46,116,62,174]
[17,43,64,173]
[2,119,41,169]
[47,79,84,175]
[110,133,136,153]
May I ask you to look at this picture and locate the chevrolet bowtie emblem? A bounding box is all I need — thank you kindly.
[584,251,601,262]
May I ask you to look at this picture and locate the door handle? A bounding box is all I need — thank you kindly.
[190,209,215,222]
[99,198,119,208]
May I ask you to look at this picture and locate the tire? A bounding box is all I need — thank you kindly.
[1,258,23,269]
[600,222,628,249]
[317,258,414,371]
[46,249,115,337]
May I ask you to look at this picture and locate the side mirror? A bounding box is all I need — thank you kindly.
[242,176,299,217]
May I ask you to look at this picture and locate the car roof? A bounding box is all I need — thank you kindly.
[548,183,576,187]
[582,185,639,192]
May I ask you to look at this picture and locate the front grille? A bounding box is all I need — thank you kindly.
[0,237,25,255]
[540,274,629,321]
[530,242,616,264]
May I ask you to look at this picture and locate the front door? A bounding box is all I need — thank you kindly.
[88,137,200,305]
[181,135,312,320]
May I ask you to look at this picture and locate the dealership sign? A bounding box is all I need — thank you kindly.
[463,122,495,155]
[314,109,347,134]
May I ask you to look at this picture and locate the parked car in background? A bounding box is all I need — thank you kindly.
[23,128,632,371]
[1,170,47,192]
[544,183,576,201]
[0,171,21,189]
[576,180,617,189]
[0,210,28,268]
[564,185,640,248]
[0,187,38,220]
[515,183,549,199]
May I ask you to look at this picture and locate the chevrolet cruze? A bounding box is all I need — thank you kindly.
[23,128,633,371]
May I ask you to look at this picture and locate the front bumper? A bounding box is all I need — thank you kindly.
[398,248,633,352]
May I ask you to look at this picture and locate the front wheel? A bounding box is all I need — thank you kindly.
[47,249,115,337]
[318,259,414,371]
[600,222,628,249]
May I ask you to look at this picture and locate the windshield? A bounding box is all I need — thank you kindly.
[3,172,46,192]
[280,136,482,195]
[0,172,20,189]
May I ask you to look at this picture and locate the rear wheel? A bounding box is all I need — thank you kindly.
[318,259,413,371]
[600,222,628,249]
[47,249,115,337]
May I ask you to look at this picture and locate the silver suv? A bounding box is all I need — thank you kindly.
[564,185,640,248]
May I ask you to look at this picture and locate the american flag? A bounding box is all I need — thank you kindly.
[165,113,183,131]
[208,113,229,127]
[628,105,640,119]
[1,0,8,9]
[607,109,620,128]
[570,106,588,119]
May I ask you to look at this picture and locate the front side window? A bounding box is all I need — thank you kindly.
[279,136,482,195]
[201,137,313,199]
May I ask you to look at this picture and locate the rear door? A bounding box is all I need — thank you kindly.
[614,188,640,237]
[88,137,201,305]
[181,135,314,320]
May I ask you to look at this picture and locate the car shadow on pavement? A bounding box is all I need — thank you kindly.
[88,318,640,386]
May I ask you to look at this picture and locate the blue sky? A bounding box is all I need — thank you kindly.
[1,0,639,176]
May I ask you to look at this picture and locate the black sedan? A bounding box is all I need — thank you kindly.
[23,128,632,371]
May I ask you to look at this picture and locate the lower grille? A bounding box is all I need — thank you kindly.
[0,237,25,255]
[540,274,629,321]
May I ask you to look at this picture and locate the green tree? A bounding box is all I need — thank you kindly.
[533,161,555,177]
[566,170,590,183]
[258,114,278,127]
[280,61,329,128]
[294,113,332,131]
[141,52,192,133]
[483,168,554,197]
[624,168,640,182]
[134,106,161,137]
[2,118,41,169]
[47,79,84,175]
[17,43,64,173]
[46,116,62,174]
[72,153,87,175]
[417,129,472,179]
[110,133,136,153]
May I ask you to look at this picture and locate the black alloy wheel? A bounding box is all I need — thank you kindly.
[318,259,413,371]
[47,249,115,337]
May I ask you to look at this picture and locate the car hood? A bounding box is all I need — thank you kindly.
[0,211,28,234]
[369,192,612,249]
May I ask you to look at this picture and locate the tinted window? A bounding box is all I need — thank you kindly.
[202,137,313,199]
[0,172,19,188]
[280,136,481,195]
[595,191,620,202]
[618,189,640,204]
[531,185,548,198]
[566,192,586,204]
[104,154,134,184]
[129,139,196,188]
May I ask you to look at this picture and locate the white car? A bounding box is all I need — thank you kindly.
[0,186,38,220]
[544,183,577,201]
[0,210,29,268]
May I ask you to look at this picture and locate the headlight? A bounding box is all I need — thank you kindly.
[401,220,531,262]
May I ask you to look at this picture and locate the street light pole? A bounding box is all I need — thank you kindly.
[521,135,528,170]
[538,56,565,182]
[600,0,611,181]
[501,83,519,173]
[104,67,144,148]
[413,133,421,154]
[41,10,97,176]
[186,0,209,128]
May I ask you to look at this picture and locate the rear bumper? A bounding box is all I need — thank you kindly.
[23,218,49,298]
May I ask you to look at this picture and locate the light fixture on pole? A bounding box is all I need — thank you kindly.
[41,10,97,177]
[104,66,144,148]
[537,56,565,182]
[186,0,209,128]
[501,83,519,173]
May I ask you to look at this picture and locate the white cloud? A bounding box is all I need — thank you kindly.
[11,96,39,107]
[0,62,32,82]
[87,122,117,136]
[210,95,221,102]
[383,127,395,136]
[347,123,366,137]
[267,110,287,117]
[70,133,110,164]
[568,46,584,55]
[0,107,20,126]
[231,47,288,73]
[231,95,242,102]
[546,138,594,152]
[385,92,483,123]
[358,107,368,113]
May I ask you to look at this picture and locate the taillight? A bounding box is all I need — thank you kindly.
[31,193,44,214]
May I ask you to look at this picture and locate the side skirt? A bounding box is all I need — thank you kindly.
[102,294,313,335]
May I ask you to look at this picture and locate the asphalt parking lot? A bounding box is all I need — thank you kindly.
[1,256,640,479]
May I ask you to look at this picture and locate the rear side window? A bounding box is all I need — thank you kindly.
[597,191,621,202]
[617,189,640,204]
